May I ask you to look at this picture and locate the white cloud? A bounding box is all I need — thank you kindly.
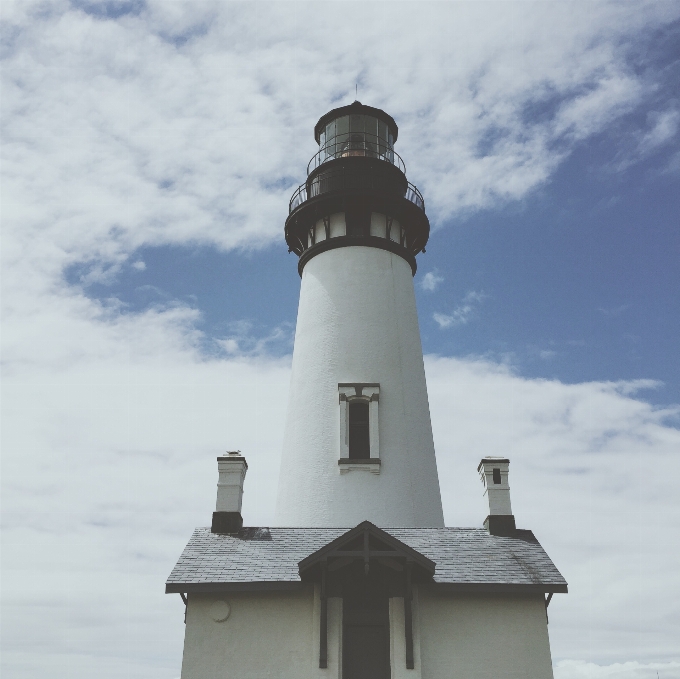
[2,0,678,296]
[426,356,680,667]
[555,660,680,679]
[2,2,680,677]
[638,109,680,156]
[434,312,462,328]
[612,107,680,171]
[214,320,293,357]
[598,304,630,317]
[3,327,680,676]
[434,290,486,328]
[2,301,291,679]
[419,270,444,292]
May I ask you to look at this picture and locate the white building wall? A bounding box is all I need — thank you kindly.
[180,589,553,679]
[389,594,422,679]
[417,590,555,679]
[312,588,343,679]
[275,239,444,528]
[180,588,342,679]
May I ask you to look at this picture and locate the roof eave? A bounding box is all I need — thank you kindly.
[165,581,308,594]
[165,581,567,595]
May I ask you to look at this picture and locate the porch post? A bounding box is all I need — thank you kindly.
[405,560,414,669]
[319,559,328,668]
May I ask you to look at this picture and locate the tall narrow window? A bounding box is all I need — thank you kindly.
[338,384,380,471]
[348,401,370,459]
[493,468,501,484]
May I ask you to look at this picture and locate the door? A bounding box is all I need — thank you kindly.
[342,568,391,679]
[343,624,390,679]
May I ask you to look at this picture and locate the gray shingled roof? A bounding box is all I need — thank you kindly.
[166,527,567,594]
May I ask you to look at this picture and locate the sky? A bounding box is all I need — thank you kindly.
[1,1,679,678]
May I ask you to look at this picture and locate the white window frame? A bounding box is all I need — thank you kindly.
[338,383,380,474]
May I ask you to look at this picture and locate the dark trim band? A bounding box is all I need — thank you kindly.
[483,514,517,537]
[477,458,510,471]
[166,581,567,595]
[211,512,244,534]
[166,581,308,594]
[423,583,569,595]
[298,235,417,277]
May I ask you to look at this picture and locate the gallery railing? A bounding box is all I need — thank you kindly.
[307,133,406,175]
[289,173,425,214]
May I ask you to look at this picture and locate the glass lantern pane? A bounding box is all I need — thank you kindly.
[325,121,335,156]
[363,116,377,157]
[336,115,349,154]
[365,116,377,139]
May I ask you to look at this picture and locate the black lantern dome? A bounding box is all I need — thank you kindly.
[314,101,398,146]
[285,101,429,276]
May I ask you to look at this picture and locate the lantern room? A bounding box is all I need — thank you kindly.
[313,102,398,171]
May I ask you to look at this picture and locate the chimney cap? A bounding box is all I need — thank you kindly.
[217,451,248,467]
[477,457,510,472]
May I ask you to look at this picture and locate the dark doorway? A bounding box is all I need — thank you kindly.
[342,565,391,679]
[348,401,370,458]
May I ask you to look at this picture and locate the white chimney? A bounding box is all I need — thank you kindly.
[478,457,516,536]
[211,451,248,534]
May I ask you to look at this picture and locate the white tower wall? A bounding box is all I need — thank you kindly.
[275,230,445,528]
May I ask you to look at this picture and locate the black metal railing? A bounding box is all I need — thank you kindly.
[404,183,425,211]
[289,183,308,212]
[307,133,406,175]
[288,175,425,214]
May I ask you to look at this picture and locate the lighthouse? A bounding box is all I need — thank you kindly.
[276,101,444,528]
[166,103,567,679]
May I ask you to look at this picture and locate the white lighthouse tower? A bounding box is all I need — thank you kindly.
[275,102,445,528]
[167,102,567,679]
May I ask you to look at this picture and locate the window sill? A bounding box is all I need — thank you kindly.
[338,458,381,475]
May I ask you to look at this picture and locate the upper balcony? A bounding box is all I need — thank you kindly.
[289,136,424,215]
[307,132,406,175]
[289,170,425,215]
